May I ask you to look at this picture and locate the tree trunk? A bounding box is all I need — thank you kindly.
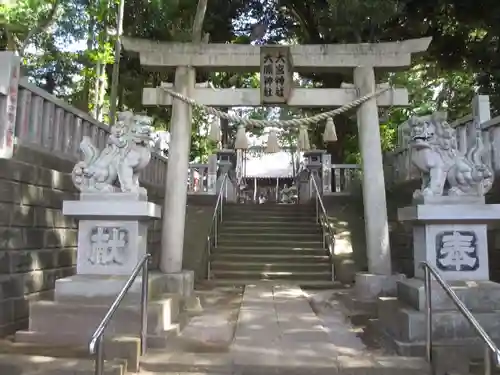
[191,0,209,42]
[92,61,101,118]
[96,63,107,121]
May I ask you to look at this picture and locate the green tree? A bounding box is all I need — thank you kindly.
[4,0,496,163]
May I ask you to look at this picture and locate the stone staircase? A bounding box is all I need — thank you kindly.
[209,204,335,287]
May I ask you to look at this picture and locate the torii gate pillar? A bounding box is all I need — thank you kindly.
[160,66,195,281]
[354,66,392,276]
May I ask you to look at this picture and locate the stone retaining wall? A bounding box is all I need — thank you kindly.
[386,182,416,277]
[323,192,367,284]
[0,154,78,336]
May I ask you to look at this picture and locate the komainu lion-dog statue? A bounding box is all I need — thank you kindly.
[71,111,154,195]
[409,112,493,198]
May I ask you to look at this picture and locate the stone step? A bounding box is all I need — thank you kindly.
[224,207,315,213]
[369,318,500,358]
[212,246,326,255]
[224,214,317,219]
[11,333,141,372]
[139,351,233,374]
[210,270,332,281]
[211,253,331,263]
[217,239,324,248]
[24,297,179,340]
[223,221,318,228]
[222,215,316,222]
[0,353,125,375]
[218,232,321,241]
[363,356,431,375]
[0,337,89,358]
[146,323,183,349]
[378,297,500,343]
[398,279,500,312]
[470,359,500,375]
[210,261,331,273]
[224,204,314,211]
[202,279,342,289]
[220,226,321,234]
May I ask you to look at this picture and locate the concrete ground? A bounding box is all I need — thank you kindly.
[0,283,431,375]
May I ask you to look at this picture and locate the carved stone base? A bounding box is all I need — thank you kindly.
[62,193,161,276]
[413,223,488,281]
[398,203,500,282]
[76,220,149,275]
[412,195,485,205]
[53,272,170,305]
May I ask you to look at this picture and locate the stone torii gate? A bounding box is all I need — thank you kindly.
[122,37,431,288]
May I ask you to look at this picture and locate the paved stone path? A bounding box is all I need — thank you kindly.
[142,283,429,375]
[231,283,428,375]
[0,284,430,375]
[231,283,367,375]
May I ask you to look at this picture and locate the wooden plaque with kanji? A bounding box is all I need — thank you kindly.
[260,46,293,105]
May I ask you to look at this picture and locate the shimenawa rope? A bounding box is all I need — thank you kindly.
[159,85,392,128]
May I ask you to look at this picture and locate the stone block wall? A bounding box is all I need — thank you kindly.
[386,182,417,277]
[183,195,217,281]
[0,155,78,336]
[323,193,367,284]
[322,183,420,279]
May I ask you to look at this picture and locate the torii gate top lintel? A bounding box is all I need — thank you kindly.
[121,37,432,72]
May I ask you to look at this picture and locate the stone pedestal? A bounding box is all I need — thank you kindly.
[398,196,495,281]
[298,150,324,203]
[63,193,160,275]
[217,149,237,202]
[14,193,184,356]
[207,154,218,194]
[376,197,500,361]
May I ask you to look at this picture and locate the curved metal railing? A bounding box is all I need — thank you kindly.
[89,253,151,375]
[421,261,500,375]
[206,173,229,279]
[309,172,335,281]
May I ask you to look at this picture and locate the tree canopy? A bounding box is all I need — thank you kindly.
[2,0,499,162]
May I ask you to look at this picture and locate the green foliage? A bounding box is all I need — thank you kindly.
[379,62,475,152]
[190,108,215,162]
[4,0,499,163]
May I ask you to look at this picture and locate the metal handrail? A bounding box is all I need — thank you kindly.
[421,262,500,375]
[89,253,151,375]
[206,173,229,279]
[309,173,335,280]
